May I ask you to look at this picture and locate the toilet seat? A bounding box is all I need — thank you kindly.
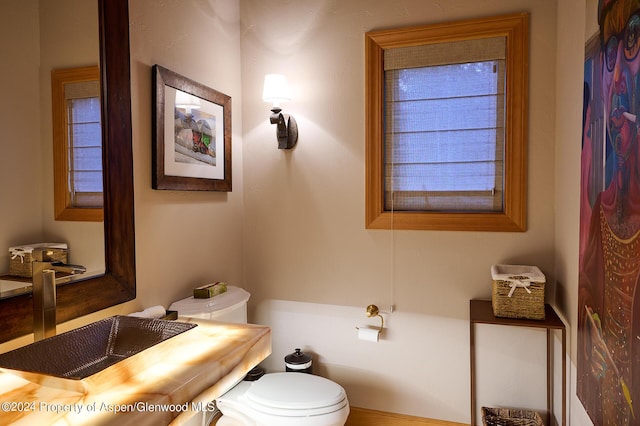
[244,373,347,417]
[216,372,349,425]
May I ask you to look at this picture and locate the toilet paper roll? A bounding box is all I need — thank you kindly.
[357,325,380,342]
[128,305,166,319]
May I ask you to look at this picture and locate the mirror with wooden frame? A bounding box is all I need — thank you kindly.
[0,0,136,343]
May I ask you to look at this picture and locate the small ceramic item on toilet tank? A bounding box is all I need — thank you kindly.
[284,348,312,373]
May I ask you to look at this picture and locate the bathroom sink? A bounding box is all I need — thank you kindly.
[0,316,196,391]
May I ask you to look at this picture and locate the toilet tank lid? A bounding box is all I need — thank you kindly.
[168,286,250,315]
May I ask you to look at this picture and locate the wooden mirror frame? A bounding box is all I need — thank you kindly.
[0,0,135,343]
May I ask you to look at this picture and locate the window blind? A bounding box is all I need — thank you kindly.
[65,80,102,208]
[384,36,506,212]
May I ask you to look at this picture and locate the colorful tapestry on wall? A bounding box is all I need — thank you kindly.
[579,0,640,424]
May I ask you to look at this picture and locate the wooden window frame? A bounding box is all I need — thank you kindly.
[365,13,529,231]
[52,65,103,222]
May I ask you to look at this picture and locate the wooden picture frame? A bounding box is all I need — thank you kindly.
[152,65,232,191]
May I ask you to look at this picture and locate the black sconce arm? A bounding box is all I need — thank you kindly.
[270,107,298,149]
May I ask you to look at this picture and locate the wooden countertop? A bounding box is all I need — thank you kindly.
[0,318,271,425]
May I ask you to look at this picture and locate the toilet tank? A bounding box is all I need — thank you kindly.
[168,286,250,324]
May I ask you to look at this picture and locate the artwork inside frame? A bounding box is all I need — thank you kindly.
[152,64,232,191]
[578,0,640,424]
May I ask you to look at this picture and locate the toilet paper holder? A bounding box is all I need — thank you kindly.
[356,304,384,332]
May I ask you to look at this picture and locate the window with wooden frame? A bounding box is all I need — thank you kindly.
[52,66,103,221]
[365,13,529,231]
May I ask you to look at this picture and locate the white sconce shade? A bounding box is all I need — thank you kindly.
[262,74,291,106]
[262,74,297,149]
[175,90,201,113]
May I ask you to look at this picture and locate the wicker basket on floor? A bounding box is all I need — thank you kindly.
[482,407,543,426]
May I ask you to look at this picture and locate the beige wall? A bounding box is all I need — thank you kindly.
[126,0,246,311]
[0,0,98,349]
[38,0,104,273]
[0,0,45,271]
[554,0,581,420]
[242,0,558,423]
[554,0,596,424]
[0,0,104,275]
[241,0,557,311]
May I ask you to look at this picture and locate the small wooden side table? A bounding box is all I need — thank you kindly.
[469,300,566,426]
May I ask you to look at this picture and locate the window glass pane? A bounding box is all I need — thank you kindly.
[390,62,500,101]
[71,146,103,171]
[69,122,102,147]
[72,170,103,193]
[386,161,502,192]
[388,130,501,164]
[384,60,504,212]
[70,97,101,122]
[388,93,500,132]
[67,96,103,204]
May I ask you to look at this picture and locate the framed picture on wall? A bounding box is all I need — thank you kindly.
[152,64,232,191]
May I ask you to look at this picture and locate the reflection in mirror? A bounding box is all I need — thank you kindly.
[0,0,104,298]
[0,0,136,343]
[52,65,104,223]
[0,280,32,300]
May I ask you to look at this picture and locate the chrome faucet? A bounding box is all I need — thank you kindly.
[32,249,86,341]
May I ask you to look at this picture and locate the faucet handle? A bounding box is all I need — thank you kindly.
[50,261,87,275]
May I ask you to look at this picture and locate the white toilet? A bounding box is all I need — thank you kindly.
[215,372,349,426]
[169,287,350,426]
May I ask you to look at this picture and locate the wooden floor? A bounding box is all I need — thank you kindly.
[211,406,467,425]
[346,407,467,426]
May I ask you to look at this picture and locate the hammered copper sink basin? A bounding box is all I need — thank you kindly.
[0,316,196,391]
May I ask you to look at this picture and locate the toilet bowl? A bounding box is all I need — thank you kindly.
[169,287,349,425]
[215,372,349,426]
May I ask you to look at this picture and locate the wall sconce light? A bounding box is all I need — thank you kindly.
[262,74,298,149]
